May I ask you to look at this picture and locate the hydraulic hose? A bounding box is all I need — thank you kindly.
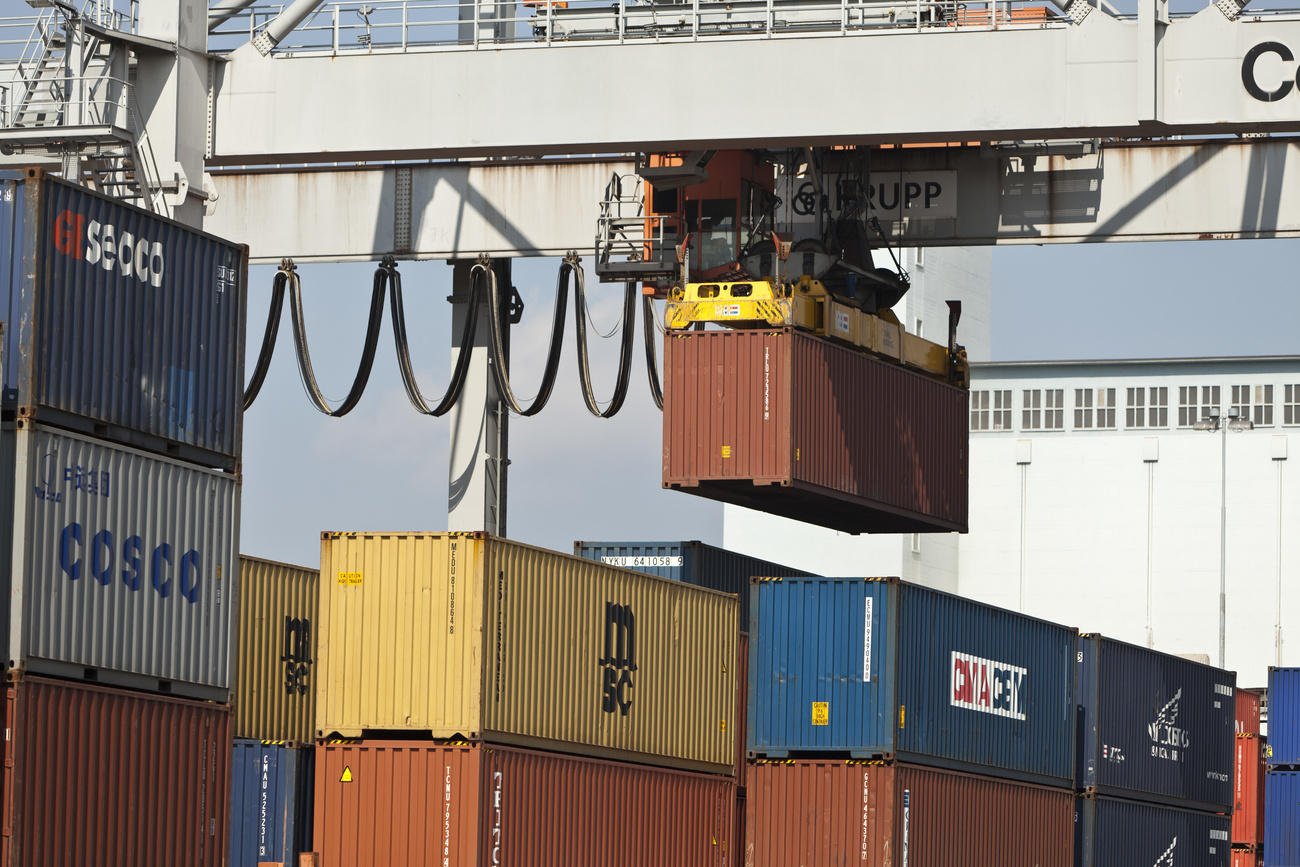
[242,261,289,411]
[386,260,483,417]
[476,257,570,416]
[643,294,663,411]
[288,263,385,417]
[574,269,636,419]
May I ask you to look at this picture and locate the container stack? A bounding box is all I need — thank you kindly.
[744,576,1078,865]
[1075,635,1236,867]
[229,556,320,867]
[1235,689,1267,867]
[1264,667,1300,867]
[309,532,740,866]
[0,169,246,864]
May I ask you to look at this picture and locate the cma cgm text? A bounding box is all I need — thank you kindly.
[53,210,165,288]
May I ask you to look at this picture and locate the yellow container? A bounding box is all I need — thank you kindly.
[234,556,319,742]
[317,532,739,774]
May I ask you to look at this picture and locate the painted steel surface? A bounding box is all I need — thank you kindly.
[2,675,230,867]
[744,759,1072,867]
[1265,771,1300,866]
[0,422,238,698]
[230,739,314,867]
[1238,688,1263,736]
[663,328,967,534]
[573,539,812,625]
[1077,635,1235,811]
[1235,736,1266,848]
[737,632,748,789]
[0,170,246,468]
[1235,851,1263,867]
[235,556,318,741]
[317,532,738,773]
[747,576,1076,787]
[313,740,737,867]
[1268,668,1300,767]
[1075,796,1230,867]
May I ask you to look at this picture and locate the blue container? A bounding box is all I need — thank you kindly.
[1265,771,1300,866]
[574,539,812,626]
[230,739,314,867]
[1,169,246,469]
[1075,796,1230,867]
[747,576,1077,787]
[1268,667,1300,768]
[1077,635,1235,812]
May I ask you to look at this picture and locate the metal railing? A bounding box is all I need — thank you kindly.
[595,172,677,278]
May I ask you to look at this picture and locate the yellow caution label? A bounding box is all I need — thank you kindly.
[720,718,727,733]
[721,445,732,459]
[899,705,906,729]
[340,765,354,783]
[337,571,363,586]
[812,701,829,726]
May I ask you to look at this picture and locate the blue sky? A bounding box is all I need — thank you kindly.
[238,239,1300,567]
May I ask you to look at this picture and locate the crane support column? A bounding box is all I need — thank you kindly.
[447,259,511,535]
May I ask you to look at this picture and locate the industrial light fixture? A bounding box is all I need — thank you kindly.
[1196,404,1254,669]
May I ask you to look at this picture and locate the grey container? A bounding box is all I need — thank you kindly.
[0,419,239,700]
[1,169,246,470]
[1077,634,1236,812]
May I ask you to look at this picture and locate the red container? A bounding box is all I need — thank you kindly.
[1232,849,1262,867]
[1237,688,1262,736]
[313,740,736,866]
[1234,735,1266,848]
[744,759,1072,867]
[663,328,968,534]
[2,675,230,867]
[737,632,749,790]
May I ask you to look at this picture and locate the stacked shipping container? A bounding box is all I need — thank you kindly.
[1,169,246,861]
[309,533,742,865]
[1236,688,1267,860]
[1265,668,1300,867]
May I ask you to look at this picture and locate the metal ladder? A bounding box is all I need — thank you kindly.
[593,171,678,282]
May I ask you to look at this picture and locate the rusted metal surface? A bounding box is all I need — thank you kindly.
[663,328,967,534]
[1233,735,1265,848]
[744,759,1072,867]
[313,740,737,867]
[1236,688,1262,736]
[2,675,230,867]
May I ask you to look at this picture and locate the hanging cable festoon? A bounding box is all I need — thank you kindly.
[242,260,290,410]
[642,294,663,411]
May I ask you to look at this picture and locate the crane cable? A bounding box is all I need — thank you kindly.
[643,294,663,410]
[574,269,636,419]
[241,263,287,411]
[474,255,570,417]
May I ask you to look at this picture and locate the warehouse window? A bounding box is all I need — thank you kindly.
[1097,388,1117,429]
[1179,385,1220,427]
[1232,384,1252,423]
[1023,389,1042,430]
[1044,389,1064,430]
[1075,389,1094,429]
[992,389,1013,431]
[971,390,990,431]
[1253,385,1274,426]
[1286,385,1300,426]
[1128,386,1168,428]
[1126,387,1145,428]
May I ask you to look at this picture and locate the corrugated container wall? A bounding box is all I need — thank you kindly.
[663,328,968,534]
[574,539,813,626]
[317,532,737,773]
[1265,771,1300,866]
[1235,735,1266,849]
[748,577,1077,787]
[736,632,748,789]
[0,169,247,469]
[1077,635,1236,811]
[235,556,318,741]
[231,739,314,867]
[744,760,1073,867]
[1075,796,1230,867]
[1235,850,1263,867]
[1238,688,1263,736]
[0,421,238,699]
[1268,667,1300,767]
[3,675,230,867]
[312,740,737,867]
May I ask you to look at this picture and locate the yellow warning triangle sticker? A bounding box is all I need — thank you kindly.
[340,766,353,783]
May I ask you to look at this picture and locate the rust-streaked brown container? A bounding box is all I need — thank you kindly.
[312,740,737,867]
[744,760,1072,867]
[235,555,319,742]
[1237,688,1262,736]
[2,674,230,867]
[663,328,968,534]
[1234,735,1265,848]
[317,532,737,773]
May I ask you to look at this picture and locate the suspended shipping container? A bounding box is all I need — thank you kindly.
[0,420,238,699]
[1075,796,1230,867]
[1236,735,1266,849]
[1268,667,1300,767]
[0,169,247,469]
[235,555,318,742]
[574,539,813,626]
[312,740,737,867]
[1265,771,1300,866]
[3,674,229,867]
[231,739,314,867]
[317,532,738,773]
[747,576,1076,787]
[1077,634,1235,811]
[1239,687,1263,736]
[662,328,968,534]
[744,759,1072,867]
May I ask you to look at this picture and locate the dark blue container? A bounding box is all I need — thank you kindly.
[1268,667,1300,768]
[1265,771,1300,866]
[1077,634,1235,812]
[230,739,314,867]
[1075,796,1230,867]
[574,539,812,626]
[1,169,246,469]
[747,576,1077,787]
